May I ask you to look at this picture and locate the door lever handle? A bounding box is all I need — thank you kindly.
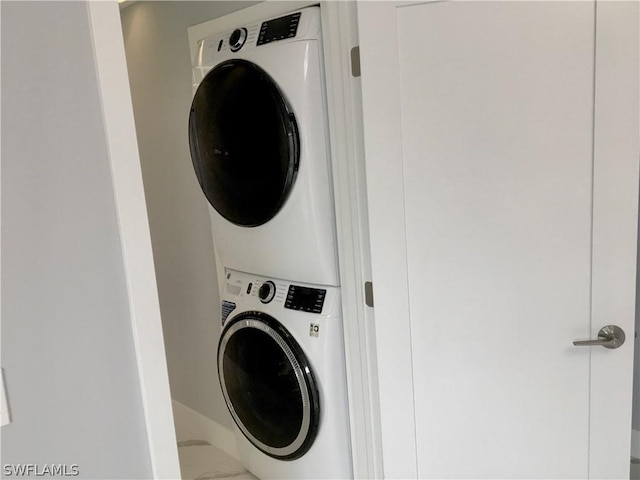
[573,325,625,349]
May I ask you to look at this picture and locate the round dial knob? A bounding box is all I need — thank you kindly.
[229,28,247,52]
[258,281,276,304]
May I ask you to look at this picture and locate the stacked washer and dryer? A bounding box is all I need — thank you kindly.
[188,7,352,480]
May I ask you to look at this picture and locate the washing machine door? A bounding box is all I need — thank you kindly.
[189,59,300,227]
[218,311,320,460]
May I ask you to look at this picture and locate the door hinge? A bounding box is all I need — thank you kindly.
[364,281,374,308]
[350,46,361,78]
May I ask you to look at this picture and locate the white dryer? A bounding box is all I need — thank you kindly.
[189,7,339,286]
[218,269,352,479]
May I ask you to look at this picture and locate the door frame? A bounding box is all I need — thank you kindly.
[588,2,639,475]
[320,2,384,478]
[87,2,180,478]
[357,3,418,475]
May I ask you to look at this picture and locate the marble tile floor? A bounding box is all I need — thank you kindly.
[178,440,258,480]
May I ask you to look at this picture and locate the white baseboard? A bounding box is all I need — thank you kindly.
[172,400,240,461]
[632,429,640,459]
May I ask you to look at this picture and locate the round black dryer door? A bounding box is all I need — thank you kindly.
[189,60,300,227]
[218,312,320,460]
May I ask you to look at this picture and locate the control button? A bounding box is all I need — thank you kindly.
[229,28,247,52]
[259,281,276,304]
[246,282,252,295]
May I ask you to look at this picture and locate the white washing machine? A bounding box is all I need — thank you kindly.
[218,269,352,479]
[189,7,339,286]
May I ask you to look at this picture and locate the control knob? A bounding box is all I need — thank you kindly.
[258,281,276,304]
[229,28,248,52]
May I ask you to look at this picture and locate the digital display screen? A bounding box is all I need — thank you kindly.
[257,13,301,46]
[294,287,319,309]
[285,285,326,314]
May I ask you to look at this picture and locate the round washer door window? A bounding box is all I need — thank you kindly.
[189,59,300,227]
[218,312,320,460]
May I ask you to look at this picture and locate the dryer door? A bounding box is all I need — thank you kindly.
[189,59,300,227]
[218,312,320,460]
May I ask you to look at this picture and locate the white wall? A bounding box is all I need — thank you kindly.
[1,2,152,477]
[119,1,259,429]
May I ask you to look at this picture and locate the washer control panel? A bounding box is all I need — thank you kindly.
[257,12,301,46]
[285,285,326,314]
[223,269,332,315]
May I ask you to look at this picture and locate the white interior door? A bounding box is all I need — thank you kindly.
[358,1,639,478]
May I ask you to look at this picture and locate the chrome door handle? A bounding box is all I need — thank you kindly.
[573,325,625,349]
